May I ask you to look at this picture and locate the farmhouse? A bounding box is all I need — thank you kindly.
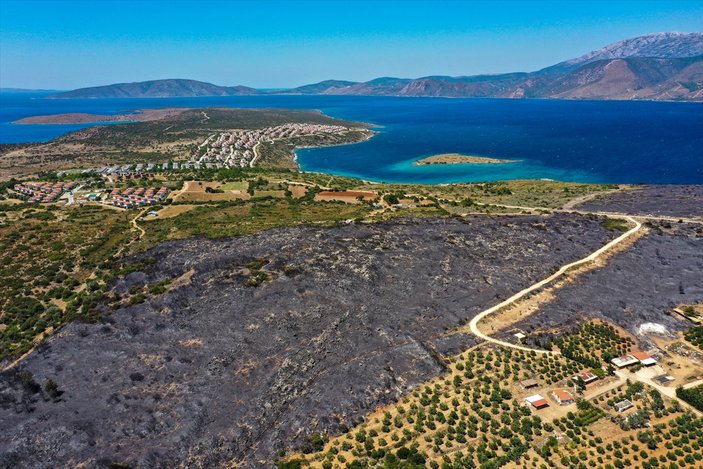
[632,351,658,366]
[552,389,575,405]
[611,355,639,368]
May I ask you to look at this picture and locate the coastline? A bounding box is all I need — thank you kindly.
[3,98,701,185]
[13,108,188,125]
[292,129,375,166]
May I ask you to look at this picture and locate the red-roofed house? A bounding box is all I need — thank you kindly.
[632,352,657,366]
[552,389,575,405]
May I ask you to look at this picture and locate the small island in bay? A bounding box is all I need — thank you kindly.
[413,153,519,166]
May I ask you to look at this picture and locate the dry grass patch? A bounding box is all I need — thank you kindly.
[153,204,197,218]
[315,190,377,204]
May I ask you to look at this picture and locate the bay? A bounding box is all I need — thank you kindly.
[1,92,701,184]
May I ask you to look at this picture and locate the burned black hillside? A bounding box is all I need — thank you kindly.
[1,215,618,468]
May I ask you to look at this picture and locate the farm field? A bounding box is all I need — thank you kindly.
[171,181,249,202]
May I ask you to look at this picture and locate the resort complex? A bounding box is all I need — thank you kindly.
[12,181,77,203]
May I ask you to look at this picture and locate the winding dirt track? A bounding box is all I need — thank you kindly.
[465,213,703,415]
[477,201,703,225]
[467,215,642,353]
[131,208,147,238]
[249,141,261,167]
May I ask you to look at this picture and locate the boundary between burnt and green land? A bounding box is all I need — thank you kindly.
[467,216,642,353]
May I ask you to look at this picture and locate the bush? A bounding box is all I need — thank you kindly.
[276,460,302,469]
[43,378,61,398]
[383,193,400,205]
[396,447,411,459]
[676,385,703,411]
[19,371,40,394]
[302,433,327,454]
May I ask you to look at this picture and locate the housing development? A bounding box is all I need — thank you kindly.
[12,181,77,203]
[108,186,169,208]
[193,123,356,168]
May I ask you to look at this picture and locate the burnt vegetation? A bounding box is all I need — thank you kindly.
[0,214,617,467]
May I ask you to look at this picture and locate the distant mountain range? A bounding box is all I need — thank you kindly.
[51,79,259,99]
[49,32,703,101]
[1,88,60,93]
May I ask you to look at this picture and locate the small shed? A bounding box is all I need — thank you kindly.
[525,394,549,409]
[611,355,639,368]
[653,375,675,385]
[520,379,539,389]
[615,400,634,413]
[577,371,599,384]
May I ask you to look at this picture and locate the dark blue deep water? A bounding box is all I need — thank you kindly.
[1,91,701,184]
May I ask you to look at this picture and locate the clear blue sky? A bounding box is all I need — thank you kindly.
[1,0,702,90]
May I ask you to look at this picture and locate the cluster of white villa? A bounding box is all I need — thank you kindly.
[192,123,352,168]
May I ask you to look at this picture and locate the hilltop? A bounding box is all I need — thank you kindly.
[553,31,703,71]
[293,32,703,100]
[49,79,259,99]
[50,32,703,101]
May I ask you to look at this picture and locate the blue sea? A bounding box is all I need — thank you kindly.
[1,91,702,184]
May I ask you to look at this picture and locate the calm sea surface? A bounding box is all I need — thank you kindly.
[1,91,701,184]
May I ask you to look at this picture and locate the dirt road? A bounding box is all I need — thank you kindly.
[249,141,261,167]
[467,216,642,353]
[473,200,703,224]
[131,208,147,238]
[615,369,703,417]
[561,187,625,211]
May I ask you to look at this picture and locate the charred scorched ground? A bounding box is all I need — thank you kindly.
[0,215,617,468]
[496,222,703,348]
[578,185,703,218]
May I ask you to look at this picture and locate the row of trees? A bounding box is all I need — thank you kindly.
[281,334,703,468]
[676,385,703,412]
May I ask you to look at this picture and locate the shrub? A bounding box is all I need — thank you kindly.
[43,378,61,398]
